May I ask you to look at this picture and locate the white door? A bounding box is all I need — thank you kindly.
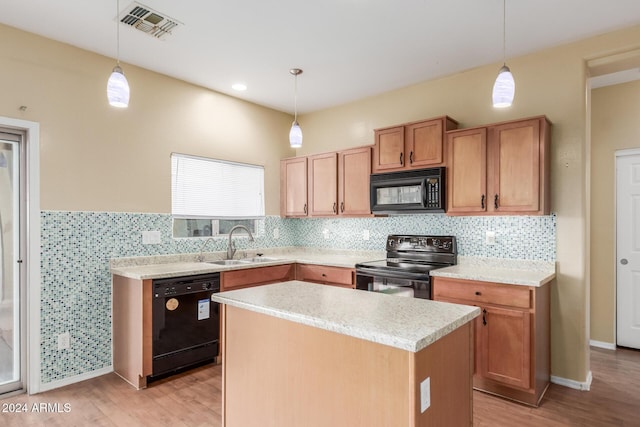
[0,130,25,395]
[616,151,640,349]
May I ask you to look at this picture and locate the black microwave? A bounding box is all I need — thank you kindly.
[370,167,445,214]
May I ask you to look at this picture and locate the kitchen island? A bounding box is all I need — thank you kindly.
[212,281,480,427]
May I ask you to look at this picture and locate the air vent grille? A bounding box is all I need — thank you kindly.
[119,2,182,40]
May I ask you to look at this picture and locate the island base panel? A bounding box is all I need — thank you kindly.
[221,305,473,427]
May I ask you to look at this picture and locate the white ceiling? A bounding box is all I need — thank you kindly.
[1,0,640,114]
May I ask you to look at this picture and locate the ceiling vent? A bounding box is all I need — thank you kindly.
[119,2,182,40]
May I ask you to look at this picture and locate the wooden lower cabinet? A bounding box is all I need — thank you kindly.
[432,277,550,406]
[221,305,474,426]
[112,274,153,389]
[295,263,355,288]
[221,264,295,291]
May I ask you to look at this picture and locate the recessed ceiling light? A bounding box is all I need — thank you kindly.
[232,83,247,91]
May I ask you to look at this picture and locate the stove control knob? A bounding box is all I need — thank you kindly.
[388,239,395,247]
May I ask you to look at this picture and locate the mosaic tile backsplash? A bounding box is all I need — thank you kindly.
[40,211,555,383]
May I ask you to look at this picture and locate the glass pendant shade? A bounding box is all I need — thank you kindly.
[492,64,515,108]
[289,120,302,148]
[107,65,130,108]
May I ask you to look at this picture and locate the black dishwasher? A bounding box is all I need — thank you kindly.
[151,272,220,378]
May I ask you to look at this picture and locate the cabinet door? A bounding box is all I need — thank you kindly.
[281,157,308,217]
[478,305,531,390]
[338,146,371,216]
[373,126,405,172]
[489,118,541,213]
[405,119,444,167]
[308,153,338,216]
[447,128,487,213]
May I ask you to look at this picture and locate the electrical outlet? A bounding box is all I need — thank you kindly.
[142,230,161,245]
[58,332,70,350]
[485,231,496,245]
[420,377,431,413]
[273,228,279,239]
[363,230,370,240]
[322,229,330,240]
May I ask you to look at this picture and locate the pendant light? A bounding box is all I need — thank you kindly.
[107,0,130,108]
[289,68,303,148]
[492,0,514,108]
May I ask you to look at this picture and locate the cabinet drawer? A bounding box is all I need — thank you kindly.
[296,264,354,287]
[222,264,295,290]
[433,278,531,309]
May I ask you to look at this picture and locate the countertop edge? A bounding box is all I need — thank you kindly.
[212,287,480,353]
[430,268,556,287]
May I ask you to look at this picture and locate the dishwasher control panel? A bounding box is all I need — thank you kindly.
[153,273,220,298]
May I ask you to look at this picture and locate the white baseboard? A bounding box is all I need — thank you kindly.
[589,340,616,350]
[35,366,113,394]
[550,370,592,391]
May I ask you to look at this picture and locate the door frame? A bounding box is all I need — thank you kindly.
[614,148,640,347]
[0,116,40,394]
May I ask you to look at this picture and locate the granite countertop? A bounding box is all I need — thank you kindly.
[212,280,480,353]
[430,256,556,287]
[110,247,386,280]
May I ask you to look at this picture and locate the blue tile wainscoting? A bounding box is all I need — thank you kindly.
[39,210,555,384]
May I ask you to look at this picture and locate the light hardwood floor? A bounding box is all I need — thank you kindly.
[1,347,638,426]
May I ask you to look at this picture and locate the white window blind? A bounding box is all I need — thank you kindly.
[171,153,265,219]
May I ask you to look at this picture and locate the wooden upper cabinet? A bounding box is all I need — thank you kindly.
[280,157,308,217]
[308,153,339,216]
[373,126,404,171]
[489,118,550,214]
[446,116,551,216]
[282,146,372,218]
[373,116,458,173]
[338,146,371,216]
[447,127,488,214]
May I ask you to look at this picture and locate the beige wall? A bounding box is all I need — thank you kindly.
[590,79,640,343]
[0,23,294,215]
[298,24,640,382]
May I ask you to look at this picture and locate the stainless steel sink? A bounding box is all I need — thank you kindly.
[208,259,245,265]
[238,257,280,264]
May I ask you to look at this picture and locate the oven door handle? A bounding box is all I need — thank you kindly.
[356,268,429,281]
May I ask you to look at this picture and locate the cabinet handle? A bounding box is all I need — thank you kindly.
[333,202,337,213]
[321,273,327,277]
[482,309,487,326]
[475,291,481,296]
[340,202,344,213]
[409,151,414,164]
[494,194,499,209]
[303,203,307,214]
[481,194,485,209]
[400,152,404,165]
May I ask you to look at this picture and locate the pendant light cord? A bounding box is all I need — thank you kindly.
[502,0,506,66]
[116,0,120,65]
[293,73,298,122]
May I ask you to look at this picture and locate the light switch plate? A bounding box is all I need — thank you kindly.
[485,230,496,245]
[363,230,370,240]
[142,230,161,245]
[420,377,431,413]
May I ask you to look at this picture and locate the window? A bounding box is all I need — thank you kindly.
[171,153,264,238]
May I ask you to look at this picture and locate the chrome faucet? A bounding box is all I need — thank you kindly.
[198,237,216,262]
[227,225,255,260]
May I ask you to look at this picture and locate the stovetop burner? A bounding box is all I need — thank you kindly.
[356,234,457,279]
